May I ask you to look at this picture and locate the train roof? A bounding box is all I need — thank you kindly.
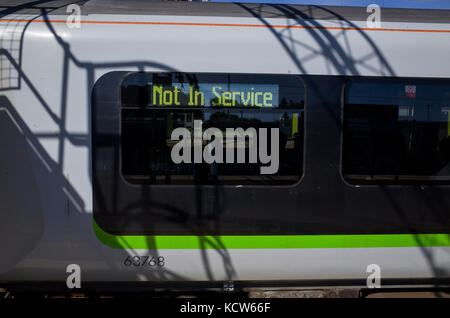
[1,0,450,23]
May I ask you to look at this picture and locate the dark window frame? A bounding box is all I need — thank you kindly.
[119,72,307,186]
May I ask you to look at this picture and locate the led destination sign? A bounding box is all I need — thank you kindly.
[121,73,299,109]
[150,83,278,107]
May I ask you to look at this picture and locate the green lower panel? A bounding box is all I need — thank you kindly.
[93,220,450,249]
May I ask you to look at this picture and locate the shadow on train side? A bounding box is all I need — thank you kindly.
[243,0,450,275]
[237,2,397,125]
[238,2,450,292]
[0,0,447,290]
[0,0,236,285]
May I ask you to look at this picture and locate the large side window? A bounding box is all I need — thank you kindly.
[121,73,305,185]
[343,79,450,184]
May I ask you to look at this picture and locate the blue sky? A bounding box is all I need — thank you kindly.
[211,0,450,9]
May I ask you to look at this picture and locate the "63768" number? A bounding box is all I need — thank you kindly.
[123,256,165,267]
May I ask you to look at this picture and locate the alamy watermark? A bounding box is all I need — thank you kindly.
[66,4,81,29]
[170,120,280,175]
[366,4,381,28]
[366,264,381,288]
[66,264,81,289]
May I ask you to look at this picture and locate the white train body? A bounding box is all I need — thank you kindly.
[0,1,449,290]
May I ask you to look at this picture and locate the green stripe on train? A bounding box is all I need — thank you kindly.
[93,220,450,249]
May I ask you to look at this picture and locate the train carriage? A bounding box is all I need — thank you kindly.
[0,0,450,295]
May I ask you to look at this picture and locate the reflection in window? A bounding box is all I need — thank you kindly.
[121,73,304,185]
[343,80,450,184]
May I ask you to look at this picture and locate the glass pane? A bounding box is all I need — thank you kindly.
[343,80,450,184]
[121,73,304,185]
